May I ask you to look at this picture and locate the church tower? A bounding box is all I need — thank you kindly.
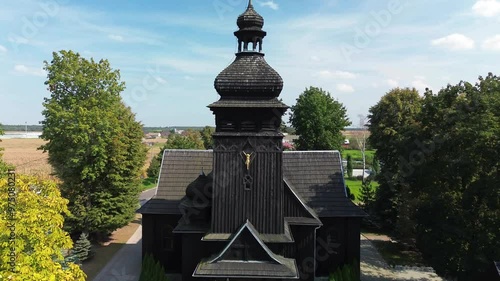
[209,0,288,235]
[139,2,365,280]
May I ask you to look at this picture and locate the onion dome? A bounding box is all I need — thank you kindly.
[214,0,283,99]
[237,0,264,30]
[215,53,283,98]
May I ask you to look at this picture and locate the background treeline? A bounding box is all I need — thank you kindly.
[368,73,500,280]
[2,124,43,131]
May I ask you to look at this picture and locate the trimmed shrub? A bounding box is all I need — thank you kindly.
[139,254,169,281]
[329,260,360,281]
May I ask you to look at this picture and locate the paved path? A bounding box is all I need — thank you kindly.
[92,188,156,281]
[360,235,445,281]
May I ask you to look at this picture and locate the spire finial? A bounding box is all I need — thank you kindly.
[248,0,253,9]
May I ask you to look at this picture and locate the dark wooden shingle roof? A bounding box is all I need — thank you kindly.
[283,151,366,217]
[139,150,365,217]
[137,150,212,215]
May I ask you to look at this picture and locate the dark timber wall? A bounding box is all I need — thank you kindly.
[316,217,361,277]
[211,135,284,234]
[142,214,182,272]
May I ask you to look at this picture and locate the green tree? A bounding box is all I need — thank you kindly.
[40,50,147,238]
[0,175,86,280]
[346,155,353,179]
[146,155,161,181]
[200,126,215,149]
[412,75,500,279]
[371,156,380,177]
[359,179,375,211]
[290,87,350,150]
[367,87,422,230]
[146,130,205,181]
[368,75,500,279]
[167,130,205,150]
[71,232,92,263]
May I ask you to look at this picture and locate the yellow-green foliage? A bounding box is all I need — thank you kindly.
[0,175,86,280]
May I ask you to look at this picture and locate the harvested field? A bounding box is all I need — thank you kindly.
[0,137,166,178]
[0,138,52,177]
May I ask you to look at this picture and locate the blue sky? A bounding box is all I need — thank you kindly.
[1,0,499,127]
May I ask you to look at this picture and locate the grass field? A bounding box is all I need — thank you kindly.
[342,149,376,162]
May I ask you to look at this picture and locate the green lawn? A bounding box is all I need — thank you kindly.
[344,179,379,203]
[341,149,376,163]
[140,177,157,191]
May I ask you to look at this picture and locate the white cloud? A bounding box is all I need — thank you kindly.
[482,35,500,50]
[336,84,355,93]
[0,45,6,52]
[472,0,500,17]
[317,70,357,79]
[411,79,430,93]
[386,79,399,87]
[8,36,29,45]
[431,33,475,50]
[13,65,45,77]
[108,34,124,41]
[286,15,357,30]
[310,55,320,62]
[259,1,279,10]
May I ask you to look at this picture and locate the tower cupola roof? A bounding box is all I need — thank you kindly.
[237,0,264,30]
[214,0,283,99]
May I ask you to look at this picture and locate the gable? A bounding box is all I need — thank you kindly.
[193,220,299,279]
[210,220,280,264]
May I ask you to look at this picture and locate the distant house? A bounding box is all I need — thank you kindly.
[160,130,171,138]
[145,133,161,139]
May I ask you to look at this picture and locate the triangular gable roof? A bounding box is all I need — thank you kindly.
[209,220,280,264]
[193,220,299,279]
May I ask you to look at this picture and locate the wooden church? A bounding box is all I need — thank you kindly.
[138,1,366,280]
